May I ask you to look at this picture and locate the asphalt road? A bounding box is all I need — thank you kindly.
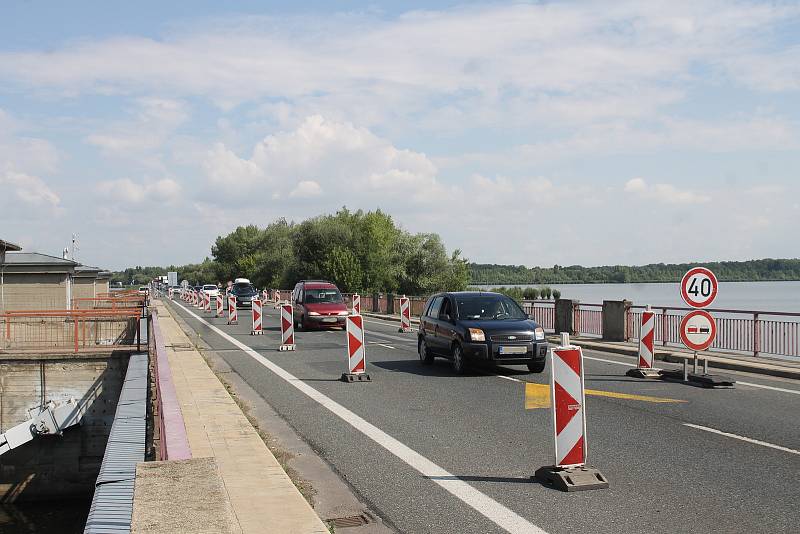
[164,298,800,534]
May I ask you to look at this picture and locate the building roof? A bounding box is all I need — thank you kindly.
[74,264,103,277]
[0,239,22,252]
[2,252,79,267]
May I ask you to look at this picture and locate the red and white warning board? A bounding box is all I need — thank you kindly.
[352,293,361,315]
[638,309,655,369]
[216,294,224,318]
[251,299,263,335]
[228,294,238,325]
[204,292,211,312]
[346,315,366,375]
[399,297,411,333]
[279,304,295,350]
[680,310,716,351]
[550,345,588,468]
[681,267,718,308]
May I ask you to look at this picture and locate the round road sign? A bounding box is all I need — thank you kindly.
[680,267,718,308]
[679,310,717,351]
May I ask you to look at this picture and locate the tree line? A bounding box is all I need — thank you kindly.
[469,259,800,285]
[113,209,470,294]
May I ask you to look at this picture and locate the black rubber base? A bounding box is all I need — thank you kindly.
[341,373,372,382]
[660,369,736,388]
[534,465,609,492]
[625,368,663,379]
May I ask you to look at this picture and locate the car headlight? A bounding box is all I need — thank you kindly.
[534,327,545,341]
[308,311,320,316]
[468,328,485,342]
[337,311,350,316]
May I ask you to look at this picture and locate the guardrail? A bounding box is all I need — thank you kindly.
[626,305,800,358]
[0,309,142,353]
[280,288,800,359]
[72,296,147,310]
[148,308,192,461]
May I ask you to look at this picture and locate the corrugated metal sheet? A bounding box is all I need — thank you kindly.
[84,352,148,534]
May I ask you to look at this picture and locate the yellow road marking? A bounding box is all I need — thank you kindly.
[525,382,686,409]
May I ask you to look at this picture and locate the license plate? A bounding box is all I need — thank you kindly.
[499,345,527,355]
[322,317,338,323]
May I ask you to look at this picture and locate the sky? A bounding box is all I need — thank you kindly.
[1,0,799,271]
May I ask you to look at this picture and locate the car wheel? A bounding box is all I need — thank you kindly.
[527,361,546,373]
[451,344,466,375]
[418,338,434,365]
[295,316,304,331]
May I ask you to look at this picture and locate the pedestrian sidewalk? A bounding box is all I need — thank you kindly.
[153,301,329,534]
[361,311,800,380]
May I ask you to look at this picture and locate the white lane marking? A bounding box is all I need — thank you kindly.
[174,301,547,534]
[737,381,800,395]
[367,342,396,350]
[683,423,800,456]
[364,318,417,333]
[366,330,418,344]
[584,355,631,367]
[496,374,524,383]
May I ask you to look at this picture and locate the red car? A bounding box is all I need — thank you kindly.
[291,280,350,330]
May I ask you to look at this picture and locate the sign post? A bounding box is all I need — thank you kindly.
[662,267,734,388]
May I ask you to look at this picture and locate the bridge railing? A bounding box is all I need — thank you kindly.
[626,306,800,358]
[148,308,192,461]
[0,309,142,353]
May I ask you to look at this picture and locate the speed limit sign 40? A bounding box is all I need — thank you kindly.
[680,267,718,308]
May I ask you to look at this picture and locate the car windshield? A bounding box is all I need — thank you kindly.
[203,285,217,291]
[456,295,528,321]
[232,283,256,295]
[305,288,343,304]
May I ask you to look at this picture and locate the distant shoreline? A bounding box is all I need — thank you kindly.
[472,279,800,285]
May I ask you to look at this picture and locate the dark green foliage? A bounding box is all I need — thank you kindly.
[552,289,561,300]
[111,209,469,294]
[523,287,539,299]
[469,259,800,285]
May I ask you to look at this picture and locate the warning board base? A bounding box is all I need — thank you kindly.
[625,368,663,379]
[397,327,412,333]
[341,373,371,383]
[534,465,609,492]
[250,330,263,335]
[278,344,296,351]
[661,369,736,388]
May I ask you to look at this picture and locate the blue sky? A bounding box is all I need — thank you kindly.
[1,1,799,270]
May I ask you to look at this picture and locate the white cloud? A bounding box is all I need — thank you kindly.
[0,170,61,207]
[289,180,322,198]
[624,178,711,205]
[95,177,181,204]
[0,2,797,131]
[204,115,443,203]
[86,98,189,156]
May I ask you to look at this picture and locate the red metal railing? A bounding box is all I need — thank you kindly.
[626,306,800,358]
[0,309,142,353]
[71,296,146,310]
[148,308,192,461]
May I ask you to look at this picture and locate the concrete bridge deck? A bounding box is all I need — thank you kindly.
[132,301,327,533]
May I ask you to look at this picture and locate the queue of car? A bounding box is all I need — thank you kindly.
[180,276,549,375]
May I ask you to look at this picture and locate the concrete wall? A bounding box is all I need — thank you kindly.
[72,278,96,300]
[0,352,129,502]
[0,273,68,312]
[554,299,578,335]
[602,300,631,342]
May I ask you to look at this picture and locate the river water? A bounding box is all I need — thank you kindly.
[0,499,89,533]
[477,281,800,314]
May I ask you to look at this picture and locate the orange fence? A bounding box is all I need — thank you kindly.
[71,296,147,310]
[0,308,142,353]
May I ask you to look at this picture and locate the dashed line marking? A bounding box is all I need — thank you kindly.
[683,423,800,455]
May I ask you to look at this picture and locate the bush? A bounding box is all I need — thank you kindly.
[540,286,552,299]
[523,287,539,300]
[552,289,561,300]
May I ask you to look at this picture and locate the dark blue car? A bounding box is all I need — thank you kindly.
[418,291,548,374]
